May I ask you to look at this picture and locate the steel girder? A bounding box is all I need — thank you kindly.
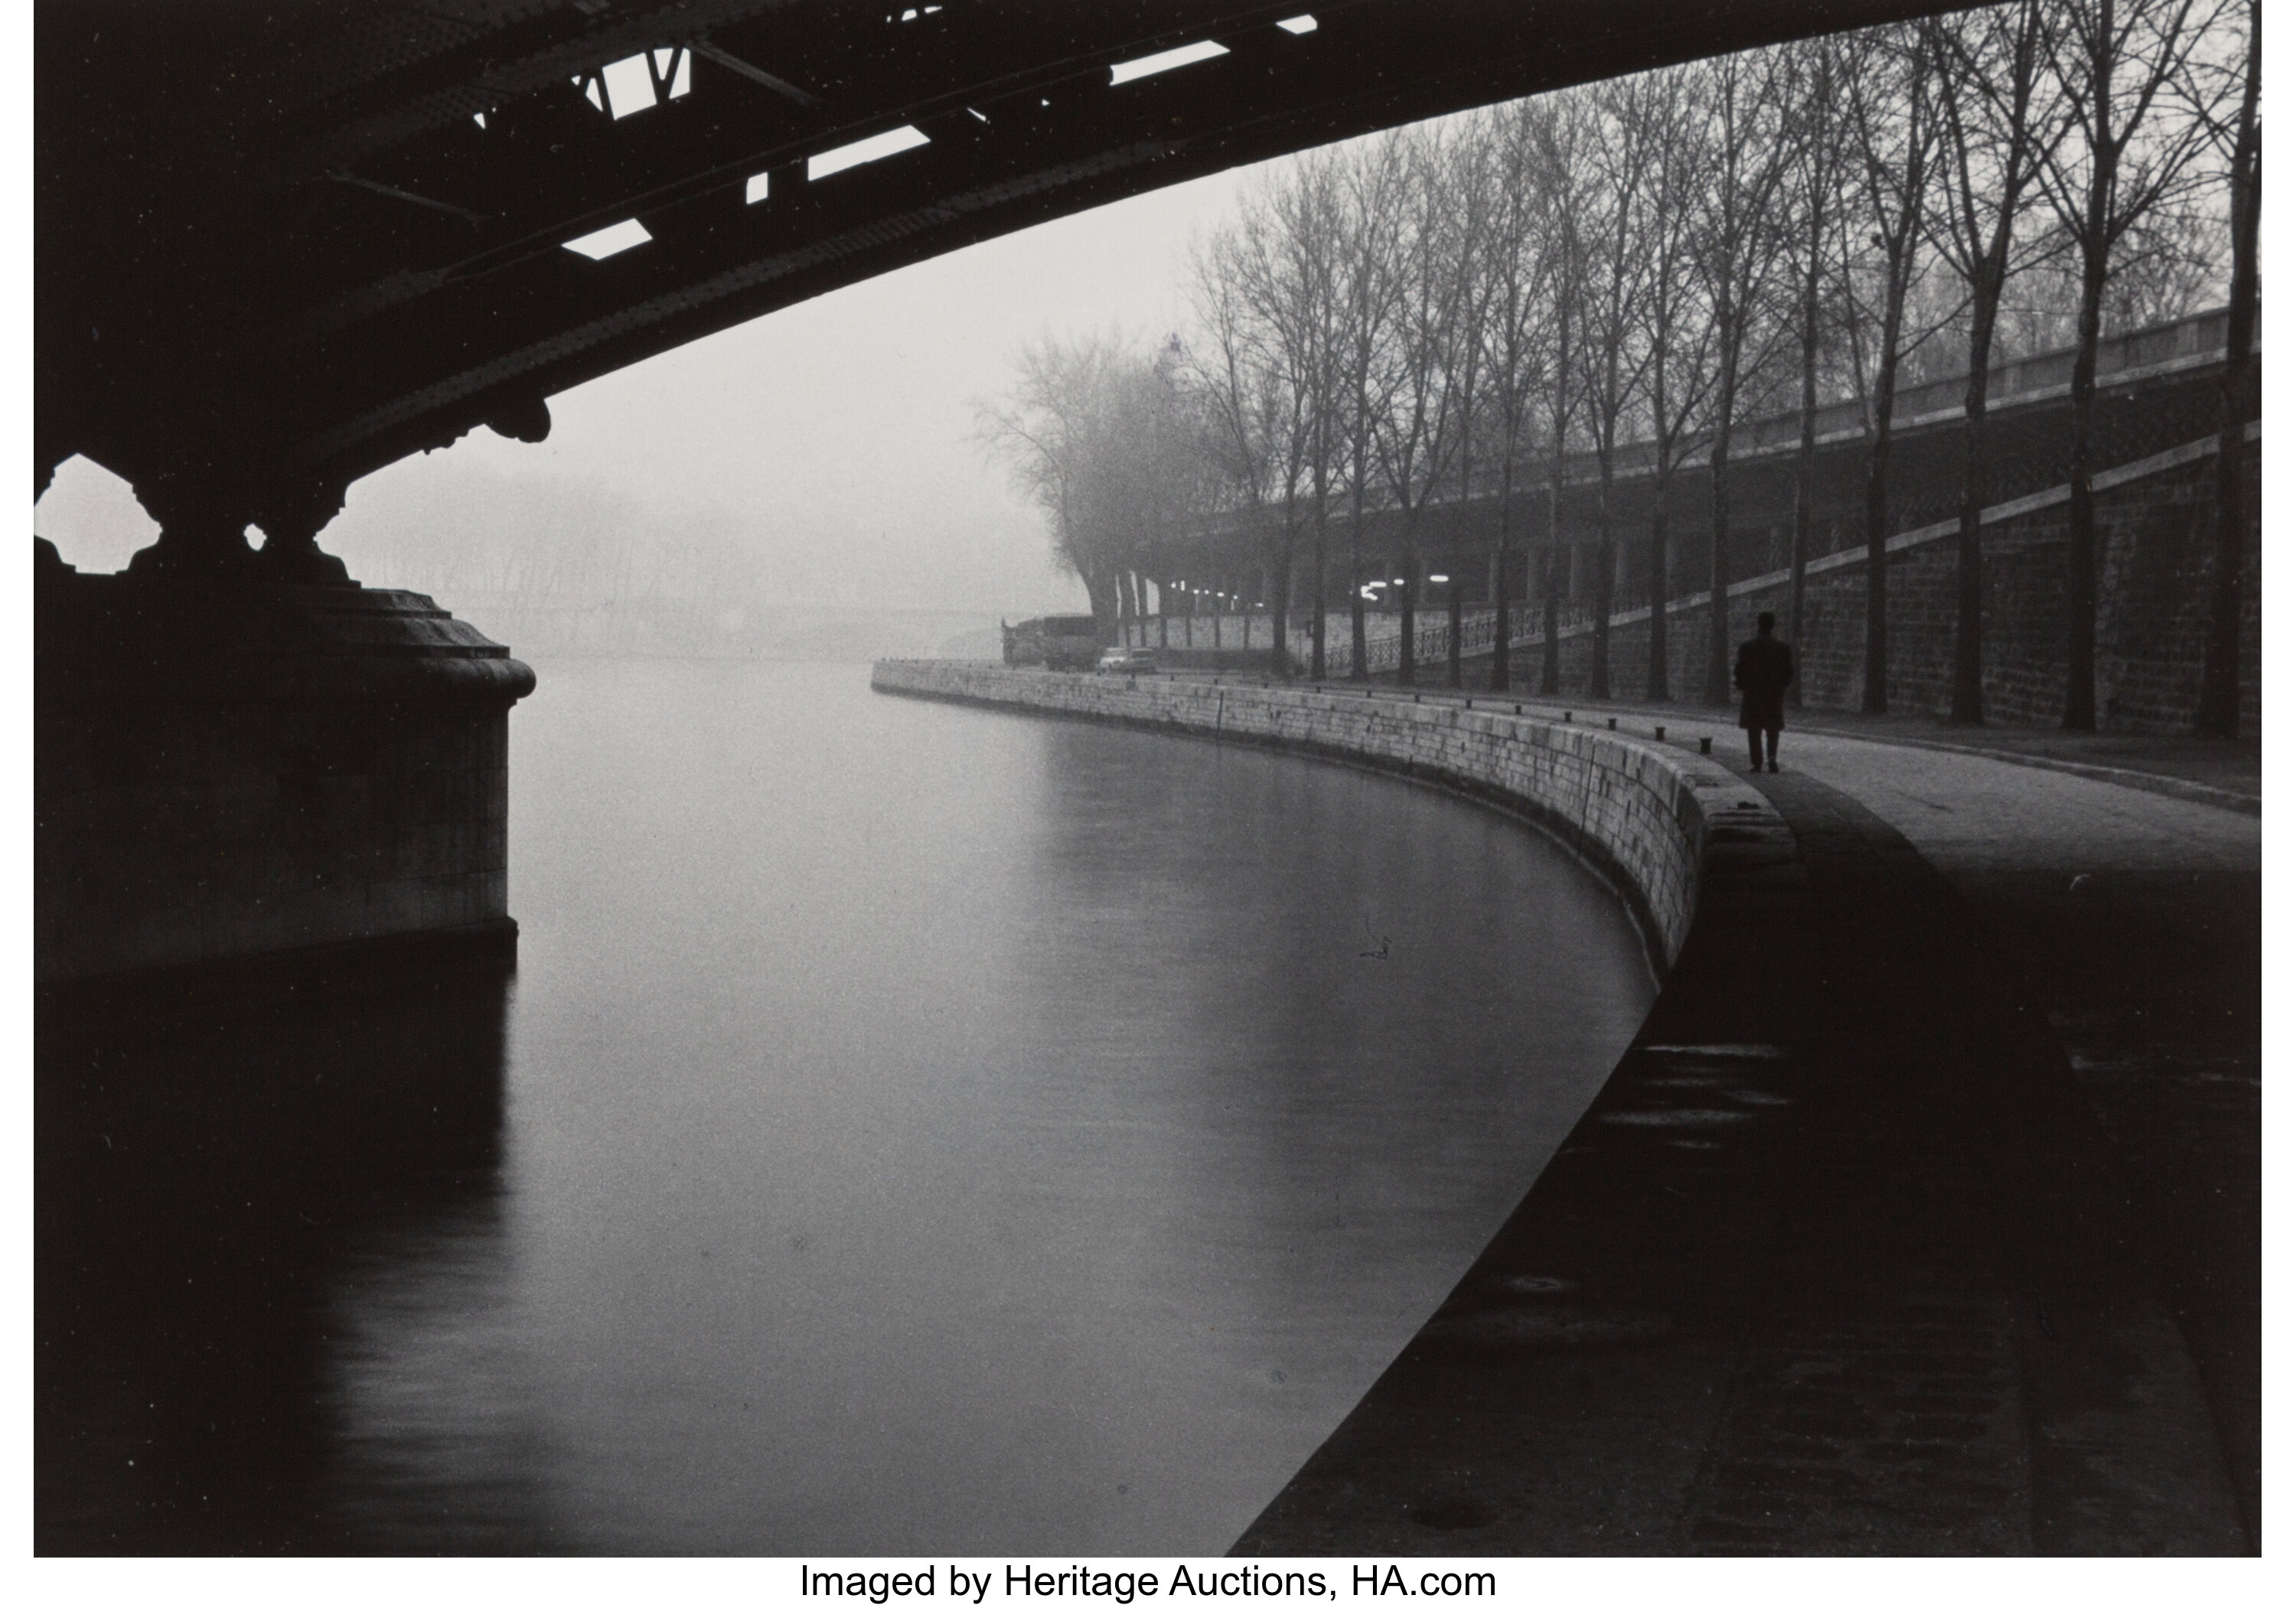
[37,0,1957,534]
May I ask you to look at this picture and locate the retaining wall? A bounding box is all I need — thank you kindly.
[1378,432,2258,734]
[869,661,1781,971]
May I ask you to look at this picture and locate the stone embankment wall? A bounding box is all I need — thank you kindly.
[871,661,1779,971]
[1528,436,2258,733]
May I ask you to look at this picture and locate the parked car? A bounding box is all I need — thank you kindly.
[1096,645,1158,674]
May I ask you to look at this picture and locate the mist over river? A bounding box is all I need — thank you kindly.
[39,658,1654,1554]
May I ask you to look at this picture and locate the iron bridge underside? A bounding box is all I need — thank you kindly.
[38,0,1952,541]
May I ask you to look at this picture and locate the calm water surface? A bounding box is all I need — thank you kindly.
[40,658,1653,1554]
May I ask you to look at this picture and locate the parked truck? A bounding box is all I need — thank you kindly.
[1000,614,1101,670]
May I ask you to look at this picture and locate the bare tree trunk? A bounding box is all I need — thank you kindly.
[1270,525,1294,679]
[1704,357,1738,706]
[1088,567,1120,639]
[1490,460,1515,691]
[1949,274,2001,723]
[2197,7,2259,736]
[1861,410,1893,713]
[1648,481,1672,701]
[1789,266,1819,711]
[1397,544,1417,687]
[1540,483,1562,695]
[1446,471,1467,689]
[1348,484,1368,680]
[1541,293,1571,697]
[1862,279,1911,714]
[1310,484,1329,680]
[1592,455,1616,698]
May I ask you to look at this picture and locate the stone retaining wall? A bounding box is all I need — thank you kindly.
[870,661,1778,971]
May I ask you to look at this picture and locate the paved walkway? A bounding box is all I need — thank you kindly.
[1228,684,2259,1554]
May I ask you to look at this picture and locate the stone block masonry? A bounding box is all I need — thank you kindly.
[870,661,1779,974]
[1536,433,2258,734]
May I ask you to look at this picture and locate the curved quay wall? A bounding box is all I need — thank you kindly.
[871,660,1832,1552]
[869,660,1783,975]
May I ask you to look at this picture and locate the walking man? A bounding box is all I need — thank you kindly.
[1735,612,1794,773]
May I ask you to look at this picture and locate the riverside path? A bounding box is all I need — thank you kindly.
[1225,685,2257,1555]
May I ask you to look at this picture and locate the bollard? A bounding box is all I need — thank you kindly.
[1606,716,1616,730]
[1514,703,1523,714]
[1465,699,1473,709]
[1699,736,1712,755]
[1563,711,1573,722]
[1655,725,1666,740]
[1414,693,1421,703]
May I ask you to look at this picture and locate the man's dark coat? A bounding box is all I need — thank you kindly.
[1734,634,1794,731]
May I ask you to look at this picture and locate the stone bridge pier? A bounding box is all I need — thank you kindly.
[35,517,533,1016]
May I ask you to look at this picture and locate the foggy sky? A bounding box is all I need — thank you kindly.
[34,163,1262,618]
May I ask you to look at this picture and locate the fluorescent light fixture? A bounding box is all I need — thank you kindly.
[1108,40,1228,85]
[1430,573,1449,583]
[601,54,656,118]
[471,111,488,129]
[1277,15,1319,34]
[563,218,652,259]
[807,125,931,180]
[745,172,771,204]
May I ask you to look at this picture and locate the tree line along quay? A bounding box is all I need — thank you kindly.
[978,0,2258,737]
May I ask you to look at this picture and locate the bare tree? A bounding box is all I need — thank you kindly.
[1631,67,1717,703]
[2038,0,2230,729]
[1777,34,1858,710]
[1189,220,1313,677]
[1371,126,1471,688]
[1531,96,1593,696]
[974,331,1207,636]
[1929,0,2063,724]
[1438,121,1502,689]
[1845,23,1939,713]
[2196,0,2258,736]
[1332,139,1408,680]
[1234,152,1355,681]
[1481,103,1557,693]
[1691,49,1796,706]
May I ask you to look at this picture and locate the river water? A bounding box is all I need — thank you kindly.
[38,657,1655,1555]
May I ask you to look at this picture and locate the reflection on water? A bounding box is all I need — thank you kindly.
[37,971,520,1552]
[38,659,1655,1554]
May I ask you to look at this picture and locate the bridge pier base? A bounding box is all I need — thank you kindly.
[35,543,536,1018]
